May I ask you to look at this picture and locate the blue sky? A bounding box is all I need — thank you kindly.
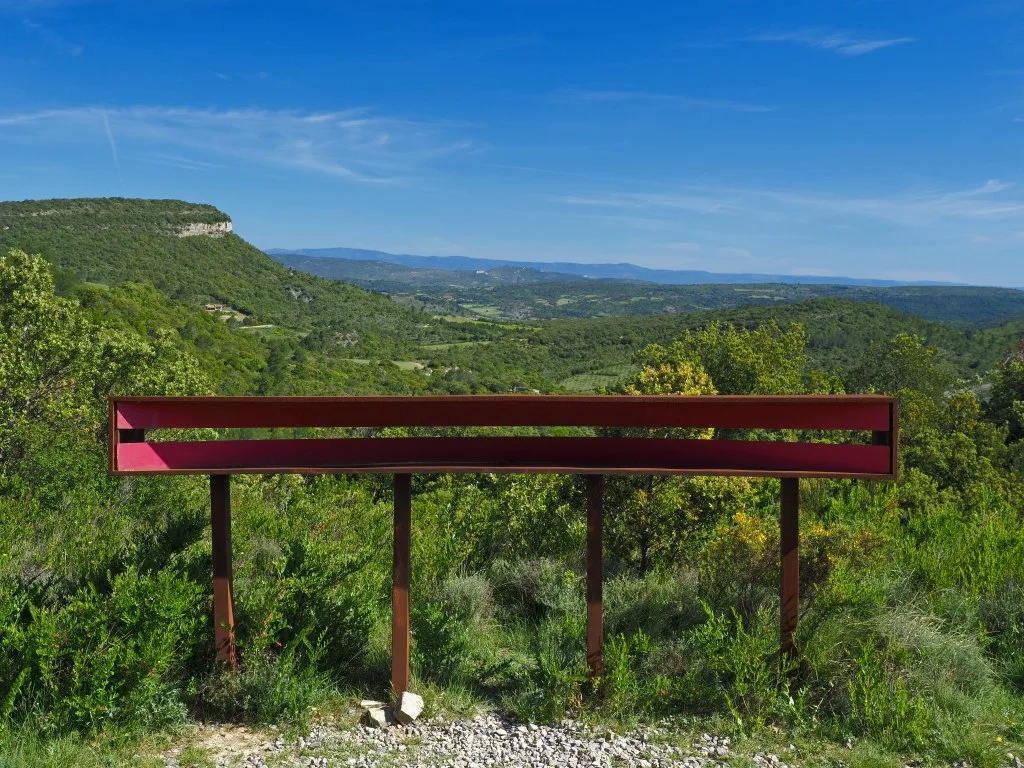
[1,0,1023,285]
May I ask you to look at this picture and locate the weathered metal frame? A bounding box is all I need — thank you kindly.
[109,394,898,693]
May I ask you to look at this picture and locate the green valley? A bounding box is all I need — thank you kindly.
[270,250,1024,327]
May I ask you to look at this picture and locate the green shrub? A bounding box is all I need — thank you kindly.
[846,639,932,749]
[439,573,493,626]
[411,600,472,682]
[679,604,792,728]
[281,540,378,673]
[0,568,202,734]
[188,631,331,727]
[603,569,704,642]
[601,629,655,719]
[979,580,1024,689]
[801,569,1003,750]
[488,558,582,620]
[508,610,588,723]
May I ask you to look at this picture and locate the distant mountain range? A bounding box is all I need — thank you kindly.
[271,253,588,288]
[266,247,963,288]
[268,249,1024,327]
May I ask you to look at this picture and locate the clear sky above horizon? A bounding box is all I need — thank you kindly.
[1,0,1022,286]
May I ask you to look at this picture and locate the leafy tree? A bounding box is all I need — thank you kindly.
[604,344,756,573]
[989,359,1024,442]
[0,248,94,465]
[847,332,954,402]
[901,391,1009,503]
[631,321,808,396]
[0,248,209,476]
[622,359,716,400]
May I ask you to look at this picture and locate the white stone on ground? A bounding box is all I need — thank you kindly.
[363,705,396,730]
[394,692,424,725]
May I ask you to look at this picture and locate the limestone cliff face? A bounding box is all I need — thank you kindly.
[175,221,233,238]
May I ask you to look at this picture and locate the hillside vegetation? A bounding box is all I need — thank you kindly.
[0,198,496,358]
[415,298,1015,394]
[4,199,1024,766]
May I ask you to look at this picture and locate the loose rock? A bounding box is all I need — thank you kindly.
[362,705,396,730]
[395,691,424,725]
[164,713,795,768]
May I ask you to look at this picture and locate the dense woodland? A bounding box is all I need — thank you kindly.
[3,199,1024,766]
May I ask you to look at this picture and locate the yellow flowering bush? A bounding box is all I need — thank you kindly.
[701,503,881,593]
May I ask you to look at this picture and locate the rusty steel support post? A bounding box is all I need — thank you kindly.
[586,474,604,679]
[780,477,799,656]
[210,474,236,668]
[392,473,412,696]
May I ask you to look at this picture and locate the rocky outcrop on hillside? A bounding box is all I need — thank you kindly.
[175,221,233,238]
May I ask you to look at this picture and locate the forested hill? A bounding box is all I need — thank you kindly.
[0,198,490,357]
[427,297,1015,393]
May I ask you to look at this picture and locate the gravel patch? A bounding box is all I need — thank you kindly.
[163,713,794,768]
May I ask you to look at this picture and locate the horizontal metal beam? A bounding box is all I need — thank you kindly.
[114,436,894,478]
[112,395,894,432]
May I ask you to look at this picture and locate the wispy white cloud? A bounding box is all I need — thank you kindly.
[554,89,777,113]
[761,180,1024,223]
[557,180,1024,226]
[720,246,753,259]
[22,18,83,55]
[964,230,1024,245]
[556,191,745,216]
[749,28,915,56]
[143,153,223,171]
[100,109,123,188]
[657,241,755,259]
[570,212,680,232]
[0,106,478,184]
[658,241,703,252]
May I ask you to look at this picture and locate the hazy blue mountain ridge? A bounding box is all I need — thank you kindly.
[267,246,964,287]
